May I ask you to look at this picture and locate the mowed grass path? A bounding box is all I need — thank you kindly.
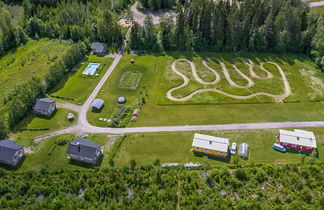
[0,39,71,102]
[88,52,324,127]
[114,128,324,166]
[52,55,113,105]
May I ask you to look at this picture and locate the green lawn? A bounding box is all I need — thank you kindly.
[87,53,324,127]
[311,6,324,14]
[51,55,113,105]
[18,133,116,171]
[9,108,78,147]
[0,39,71,103]
[159,52,324,104]
[114,128,324,166]
[87,54,163,127]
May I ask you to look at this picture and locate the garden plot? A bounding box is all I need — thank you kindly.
[118,71,142,90]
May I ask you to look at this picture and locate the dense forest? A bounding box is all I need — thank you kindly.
[130,0,324,70]
[0,163,323,208]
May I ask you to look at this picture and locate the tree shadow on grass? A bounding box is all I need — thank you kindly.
[193,151,231,163]
[10,110,57,133]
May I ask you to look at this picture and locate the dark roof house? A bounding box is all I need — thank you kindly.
[66,138,102,164]
[33,98,56,117]
[0,140,25,166]
[91,42,107,56]
[91,98,104,110]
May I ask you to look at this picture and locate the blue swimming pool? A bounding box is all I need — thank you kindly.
[82,63,100,76]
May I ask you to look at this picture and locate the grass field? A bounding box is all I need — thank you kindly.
[0,39,71,102]
[51,55,113,105]
[311,6,324,14]
[88,53,324,127]
[160,52,324,104]
[18,133,115,171]
[114,128,324,166]
[9,108,78,147]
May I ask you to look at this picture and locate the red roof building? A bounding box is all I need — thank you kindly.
[277,129,317,153]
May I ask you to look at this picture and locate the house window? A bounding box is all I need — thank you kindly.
[196,147,200,149]
[292,144,296,147]
[219,152,223,154]
[204,149,208,152]
[13,151,22,160]
[282,143,287,146]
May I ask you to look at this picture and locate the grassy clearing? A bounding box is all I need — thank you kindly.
[311,6,324,14]
[159,52,324,104]
[114,128,324,166]
[0,39,71,102]
[88,52,324,127]
[18,133,116,171]
[51,55,113,105]
[9,108,78,147]
[3,4,24,25]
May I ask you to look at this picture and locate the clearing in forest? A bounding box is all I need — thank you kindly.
[0,39,71,102]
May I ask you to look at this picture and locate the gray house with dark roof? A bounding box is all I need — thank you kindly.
[91,42,107,56]
[33,98,56,116]
[66,138,103,164]
[0,140,25,166]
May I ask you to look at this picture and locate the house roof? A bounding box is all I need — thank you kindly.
[66,138,101,159]
[279,129,317,148]
[91,99,104,109]
[34,98,55,111]
[0,140,23,163]
[91,42,107,53]
[192,133,229,153]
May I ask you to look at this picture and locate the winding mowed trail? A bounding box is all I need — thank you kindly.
[166,58,291,102]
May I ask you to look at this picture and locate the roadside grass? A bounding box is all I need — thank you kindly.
[51,55,113,105]
[19,133,116,171]
[114,128,324,166]
[311,6,324,14]
[9,108,78,147]
[0,39,71,103]
[88,52,324,127]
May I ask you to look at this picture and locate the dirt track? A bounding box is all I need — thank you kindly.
[166,58,291,102]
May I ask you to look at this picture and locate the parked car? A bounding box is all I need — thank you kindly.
[273,143,286,152]
[230,142,237,155]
